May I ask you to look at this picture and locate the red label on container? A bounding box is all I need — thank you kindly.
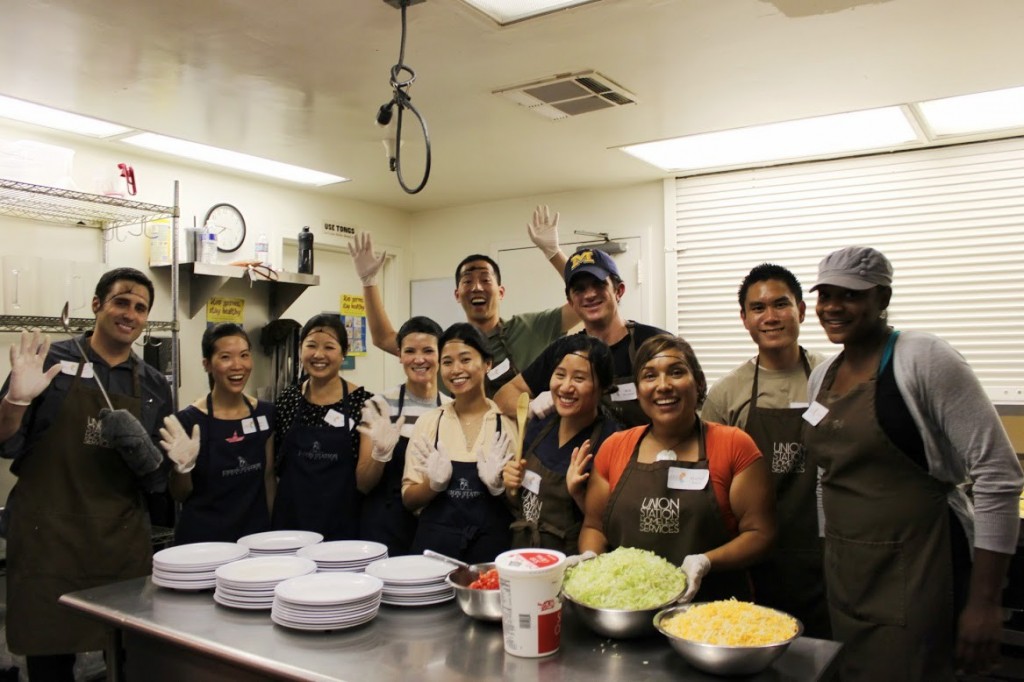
[537,609,562,655]
[518,552,560,568]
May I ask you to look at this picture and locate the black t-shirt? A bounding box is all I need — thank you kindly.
[521,321,668,394]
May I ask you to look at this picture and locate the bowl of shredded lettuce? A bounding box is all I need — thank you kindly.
[562,547,687,638]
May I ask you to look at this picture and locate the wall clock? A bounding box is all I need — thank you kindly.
[204,203,246,253]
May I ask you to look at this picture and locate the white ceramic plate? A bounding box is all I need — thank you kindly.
[153,542,249,569]
[365,556,454,584]
[213,592,273,610]
[380,592,454,607]
[270,609,377,631]
[215,556,317,584]
[274,572,383,606]
[237,530,323,551]
[151,576,216,591]
[297,541,387,563]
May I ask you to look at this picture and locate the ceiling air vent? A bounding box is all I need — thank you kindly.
[494,70,637,120]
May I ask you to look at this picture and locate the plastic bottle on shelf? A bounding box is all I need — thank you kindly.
[297,226,314,274]
[255,233,270,266]
[200,220,218,264]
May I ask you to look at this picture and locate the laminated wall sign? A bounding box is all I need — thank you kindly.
[339,294,367,357]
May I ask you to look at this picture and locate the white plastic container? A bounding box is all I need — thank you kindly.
[254,233,269,265]
[495,549,567,658]
[200,221,218,264]
[2,255,40,314]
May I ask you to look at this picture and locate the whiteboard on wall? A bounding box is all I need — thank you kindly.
[410,277,463,331]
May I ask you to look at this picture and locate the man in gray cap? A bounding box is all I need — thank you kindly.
[803,246,1023,679]
[701,263,830,637]
[494,245,667,427]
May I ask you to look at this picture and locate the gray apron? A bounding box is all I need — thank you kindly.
[6,357,152,655]
[804,334,955,681]
[603,420,750,601]
[746,351,831,638]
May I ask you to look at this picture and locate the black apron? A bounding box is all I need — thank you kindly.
[602,322,648,428]
[804,332,955,681]
[6,356,151,655]
[409,413,512,563]
[603,419,750,602]
[174,395,271,545]
[745,351,831,638]
[359,385,439,556]
[484,320,520,398]
[509,415,603,554]
[272,382,361,540]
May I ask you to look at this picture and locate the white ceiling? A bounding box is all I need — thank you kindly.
[2,0,1023,212]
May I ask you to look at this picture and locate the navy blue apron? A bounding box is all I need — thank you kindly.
[175,394,271,545]
[272,382,360,540]
[409,413,512,564]
[359,385,440,556]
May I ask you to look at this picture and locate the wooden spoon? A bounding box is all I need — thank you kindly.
[510,392,530,498]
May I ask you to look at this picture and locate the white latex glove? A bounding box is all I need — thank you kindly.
[476,431,514,496]
[347,232,387,287]
[4,331,61,406]
[159,415,201,474]
[527,205,561,260]
[356,395,404,463]
[423,442,453,493]
[679,554,711,603]
[529,391,555,419]
[563,550,597,569]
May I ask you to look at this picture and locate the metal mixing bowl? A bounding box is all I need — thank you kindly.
[563,590,683,639]
[653,604,803,676]
[446,562,502,622]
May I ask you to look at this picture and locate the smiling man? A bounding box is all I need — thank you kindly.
[700,263,830,638]
[350,206,578,396]
[0,267,173,681]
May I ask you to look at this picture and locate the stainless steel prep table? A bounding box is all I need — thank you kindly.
[61,577,841,681]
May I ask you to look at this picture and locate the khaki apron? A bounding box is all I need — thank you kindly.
[6,356,152,655]
[509,415,603,553]
[805,337,955,681]
[603,420,750,601]
[746,351,831,638]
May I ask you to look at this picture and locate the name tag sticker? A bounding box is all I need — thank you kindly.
[324,409,347,428]
[487,357,511,380]
[667,467,710,491]
[60,360,93,378]
[522,469,542,496]
[256,415,270,431]
[789,402,809,409]
[611,382,637,402]
[241,417,257,434]
[802,401,829,426]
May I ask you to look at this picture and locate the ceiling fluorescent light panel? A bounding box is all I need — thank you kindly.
[917,85,1024,137]
[460,0,600,24]
[0,94,132,138]
[120,133,348,186]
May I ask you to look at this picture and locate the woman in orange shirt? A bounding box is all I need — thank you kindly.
[579,334,776,602]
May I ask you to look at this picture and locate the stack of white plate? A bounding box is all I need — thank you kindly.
[271,572,384,631]
[365,556,455,606]
[296,540,388,572]
[237,530,324,556]
[152,542,249,591]
[213,556,317,610]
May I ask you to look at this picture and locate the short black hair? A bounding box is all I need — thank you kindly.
[300,314,349,356]
[548,334,615,393]
[737,263,803,310]
[397,316,443,348]
[439,322,493,363]
[201,323,251,388]
[564,271,624,299]
[455,254,502,285]
[633,334,708,408]
[95,267,155,309]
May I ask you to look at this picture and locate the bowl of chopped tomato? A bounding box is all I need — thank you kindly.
[447,562,502,621]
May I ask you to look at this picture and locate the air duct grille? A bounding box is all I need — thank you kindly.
[494,70,637,120]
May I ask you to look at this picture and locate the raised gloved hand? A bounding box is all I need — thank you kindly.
[356,395,404,463]
[347,232,387,287]
[476,431,514,496]
[679,554,711,602]
[527,205,561,260]
[415,440,453,493]
[563,550,597,569]
[529,391,555,419]
[4,331,61,406]
[99,408,164,477]
[159,415,201,474]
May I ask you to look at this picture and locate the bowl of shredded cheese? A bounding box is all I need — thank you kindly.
[653,600,803,675]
